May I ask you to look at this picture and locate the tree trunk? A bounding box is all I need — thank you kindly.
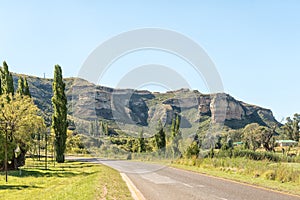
[56,152,65,163]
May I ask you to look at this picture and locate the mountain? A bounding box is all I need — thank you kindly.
[13,74,279,131]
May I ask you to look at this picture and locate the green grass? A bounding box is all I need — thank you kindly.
[0,159,132,200]
[171,158,300,196]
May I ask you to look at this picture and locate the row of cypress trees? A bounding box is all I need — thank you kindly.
[0,61,68,164]
[0,61,30,96]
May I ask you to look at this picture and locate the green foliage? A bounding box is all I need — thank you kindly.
[1,61,14,95]
[170,114,182,158]
[16,76,31,97]
[66,131,87,154]
[231,149,281,162]
[208,147,215,158]
[185,141,200,158]
[88,120,95,136]
[154,120,166,154]
[0,94,45,169]
[52,65,67,163]
[24,77,31,97]
[138,130,146,153]
[16,76,24,95]
[283,114,300,142]
[242,123,261,151]
[173,157,300,187]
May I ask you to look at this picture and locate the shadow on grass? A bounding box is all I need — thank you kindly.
[5,167,97,179]
[0,184,41,190]
[4,163,97,178]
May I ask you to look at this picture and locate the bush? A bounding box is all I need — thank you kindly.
[217,148,233,158]
[232,149,280,162]
[262,170,276,180]
[174,156,300,184]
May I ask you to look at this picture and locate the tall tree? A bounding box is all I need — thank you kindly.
[16,76,24,95]
[1,61,14,95]
[170,114,182,158]
[154,120,166,154]
[89,121,94,136]
[283,114,300,142]
[23,77,31,97]
[242,123,261,151]
[138,130,146,153]
[104,122,108,136]
[52,65,67,163]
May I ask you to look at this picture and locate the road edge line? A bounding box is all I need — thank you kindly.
[120,173,146,200]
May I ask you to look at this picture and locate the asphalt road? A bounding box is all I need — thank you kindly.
[67,157,300,200]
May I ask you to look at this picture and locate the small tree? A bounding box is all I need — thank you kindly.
[138,130,146,153]
[185,141,200,159]
[0,94,45,172]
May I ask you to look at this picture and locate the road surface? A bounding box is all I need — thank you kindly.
[67,157,300,200]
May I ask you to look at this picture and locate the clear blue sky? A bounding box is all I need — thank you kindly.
[1,1,300,121]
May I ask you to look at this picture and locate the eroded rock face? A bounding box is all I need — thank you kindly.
[24,75,278,129]
[71,84,278,128]
[71,82,152,125]
[210,94,246,123]
[198,95,211,116]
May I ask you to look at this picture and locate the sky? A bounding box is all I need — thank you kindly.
[0,0,300,121]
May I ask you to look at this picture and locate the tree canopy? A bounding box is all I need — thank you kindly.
[0,94,45,169]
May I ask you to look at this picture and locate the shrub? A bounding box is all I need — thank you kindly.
[232,149,280,162]
[262,170,276,180]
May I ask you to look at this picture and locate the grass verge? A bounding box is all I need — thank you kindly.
[0,159,132,200]
[171,158,300,196]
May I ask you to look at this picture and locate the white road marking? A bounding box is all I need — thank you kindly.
[121,173,146,200]
[181,183,193,188]
[140,173,177,184]
[140,172,196,190]
[216,197,228,200]
[196,184,205,188]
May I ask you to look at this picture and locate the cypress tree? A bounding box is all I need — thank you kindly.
[16,76,31,98]
[24,77,31,97]
[104,123,108,136]
[138,130,146,153]
[52,65,67,163]
[170,114,182,158]
[155,120,166,153]
[89,121,94,136]
[16,76,24,95]
[1,61,14,95]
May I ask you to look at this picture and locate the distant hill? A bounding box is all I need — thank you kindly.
[12,74,279,132]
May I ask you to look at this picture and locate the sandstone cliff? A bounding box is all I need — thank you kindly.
[14,76,278,130]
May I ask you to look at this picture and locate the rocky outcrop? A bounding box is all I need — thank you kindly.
[20,75,278,130]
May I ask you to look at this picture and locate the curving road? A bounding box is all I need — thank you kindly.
[67,157,300,200]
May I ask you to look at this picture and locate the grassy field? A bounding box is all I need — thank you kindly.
[0,159,132,200]
[171,158,300,196]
